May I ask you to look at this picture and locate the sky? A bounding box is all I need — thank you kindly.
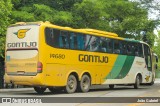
[147,0,160,37]
[148,0,160,20]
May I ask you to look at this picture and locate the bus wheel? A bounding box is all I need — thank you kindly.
[65,74,77,93]
[78,75,90,93]
[134,75,140,89]
[34,87,46,94]
[109,84,114,89]
[149,78,154,85]
[149,81,154,85]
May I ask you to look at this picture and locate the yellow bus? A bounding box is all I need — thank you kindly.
[4,21,158,94]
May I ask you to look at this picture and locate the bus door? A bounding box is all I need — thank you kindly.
[143,44,152,82]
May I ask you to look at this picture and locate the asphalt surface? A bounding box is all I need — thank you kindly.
[0,79,160,106]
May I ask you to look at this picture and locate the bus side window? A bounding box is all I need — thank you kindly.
[70,32,77,49]
[45,28,54,47]
[138,43,143,57]
[77,33,85,50]
[100,37,107,53]
[127,43,136,56]
[45,28,60,48]
[84,35,92,51]
[84,35,100,52]
[53,29,60,47]
[89,36,100,52]
[131,43,136,56]
[121,41,127,55]
[106,38,113,53]
[59,31,69,49]
[113,40,120,54]
[134,43,139,56]
[126,42,132,55]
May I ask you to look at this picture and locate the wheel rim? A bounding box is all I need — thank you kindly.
[66,75,77,93]
[82,77,90,89]
[68,78,75,89]
[136,76,140,87]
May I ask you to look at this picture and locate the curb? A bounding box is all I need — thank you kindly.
[0,88,33,92]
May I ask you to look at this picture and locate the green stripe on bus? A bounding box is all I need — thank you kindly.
[115,56,135,79]
[106,55,127,79]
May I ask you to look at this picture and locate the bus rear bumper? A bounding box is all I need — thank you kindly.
[4,74,45,86]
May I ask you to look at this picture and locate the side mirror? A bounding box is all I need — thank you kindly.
[156,57,158,63]
[154,64,158,70]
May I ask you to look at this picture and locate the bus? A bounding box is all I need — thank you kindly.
[4,21,158,94]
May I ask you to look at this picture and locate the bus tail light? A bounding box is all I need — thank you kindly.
[37,62,43,73]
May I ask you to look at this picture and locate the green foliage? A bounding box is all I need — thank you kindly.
[153,32,160,57]
[72,0,107,29]
[102,0,155,41]
[153,31,160,71]
[0,37,5,58]
[146,31,156,47]
[53,11,74,26]
[38,0,83,11]
[0,0,12,36]
[32,4,55,21]
[11,11,35,22]
[0,0,159,59]
[0,0,12,58]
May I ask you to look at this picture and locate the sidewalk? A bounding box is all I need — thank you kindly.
[155,78,160,83]
[0,88,33,92]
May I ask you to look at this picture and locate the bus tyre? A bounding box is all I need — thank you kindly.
[65,75,77,93]
[134,75,140,89]
[149,81,154,85]
[149,78,154,85]
[34,87,46,94]
[78,75,90,93]
[109,84,114,89]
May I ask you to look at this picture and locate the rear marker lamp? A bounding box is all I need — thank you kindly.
[37,62,43,73]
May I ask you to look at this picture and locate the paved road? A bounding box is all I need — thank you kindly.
[0,79,160,106]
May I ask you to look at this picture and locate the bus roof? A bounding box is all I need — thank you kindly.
[77,29,118,37]
[41,22,123,40]
[9,21,43,27]
[9,21,147,44]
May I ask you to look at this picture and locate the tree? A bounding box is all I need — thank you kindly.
[71,0,157,47]
[153,31,160,57]
[153,31,160,73]
[1,0,159,59]
[0,0,12,58]
[43,0,83,11]
[72,0,108,29]
[138,0,160,20]
[0,0,12,36]
[10,0,75,26]
[103,0,157,47]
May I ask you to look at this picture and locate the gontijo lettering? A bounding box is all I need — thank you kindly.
[79,54,108,63]
[7,42,37,48]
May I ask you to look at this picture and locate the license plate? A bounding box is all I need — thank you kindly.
[17,71,25,75]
